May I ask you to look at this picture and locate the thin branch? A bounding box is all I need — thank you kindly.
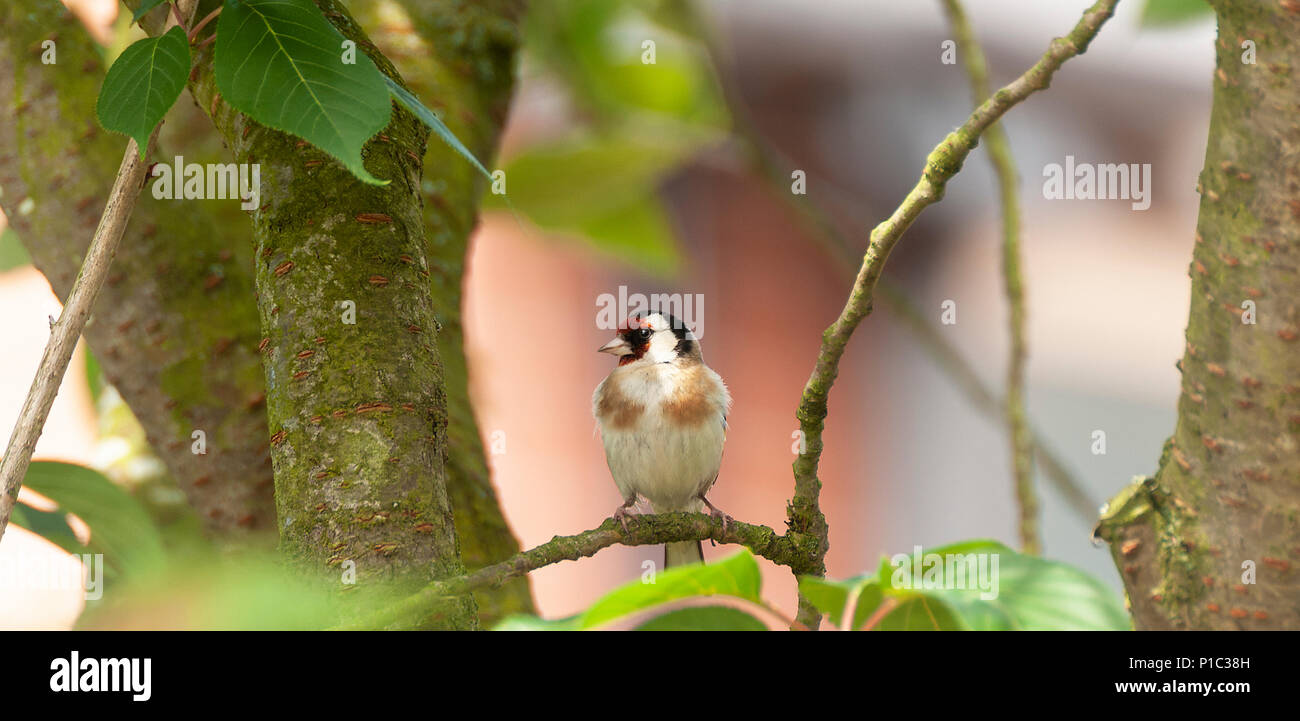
[940,0,1039,553]
[718,95,1098,524]
[0,131,158,545]
[332,513,810,630]
[788,0,1119,627]
[685,0,1097,536]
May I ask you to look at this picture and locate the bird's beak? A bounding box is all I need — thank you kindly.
[597,336,632,356]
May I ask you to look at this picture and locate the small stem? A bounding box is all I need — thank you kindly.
[188,6,222,43]
[0,131,158,545]
[168,0,188,32]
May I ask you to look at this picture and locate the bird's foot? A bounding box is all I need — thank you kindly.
[699,496,733,536]
[612,502,637,532]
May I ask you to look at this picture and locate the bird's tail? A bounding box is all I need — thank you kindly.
[657,498,705,569]
[664,540,704,568]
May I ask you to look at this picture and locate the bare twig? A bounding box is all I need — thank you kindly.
[0,132,157,544]
[788,0,1119,628]
[940,0,1039,553]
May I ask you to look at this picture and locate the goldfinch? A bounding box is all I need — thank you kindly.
[592,311,732,568]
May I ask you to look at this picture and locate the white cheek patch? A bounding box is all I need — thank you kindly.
[645,330,680,363]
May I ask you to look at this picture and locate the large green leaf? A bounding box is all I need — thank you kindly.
[580,548,761,628]
[214,0,392,184]
[18,461,165,578]
[95,26,191,158]
[802,540,1130,630]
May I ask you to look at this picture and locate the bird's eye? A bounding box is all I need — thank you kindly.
[637,328,652,340]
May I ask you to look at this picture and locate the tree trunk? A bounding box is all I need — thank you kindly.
[1098,1,1300,629]
[136,0,488,627]
[352,0,535,624]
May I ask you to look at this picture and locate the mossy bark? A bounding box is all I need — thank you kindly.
[1097,2,1300,629]
[0,2,275,537]
[352,0,535,623]
[140,0,485,628]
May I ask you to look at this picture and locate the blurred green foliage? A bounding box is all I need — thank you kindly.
[15,461,165,580]
[1140,0,1212,26]
[488,0,731,276]
[0,227,30,271]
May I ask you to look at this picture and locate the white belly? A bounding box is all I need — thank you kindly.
[601,413,725,513]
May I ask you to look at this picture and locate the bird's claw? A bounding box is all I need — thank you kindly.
[613,504,636,532]
[700,497,733,536]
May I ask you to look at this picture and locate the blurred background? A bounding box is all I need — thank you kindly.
[1,0,1216,626]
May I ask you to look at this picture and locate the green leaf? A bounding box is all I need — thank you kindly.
[579,548,762,629]
[382,75,491,183]
[95,26,191,158]
[132,0,170,23]
[804,540,1130,631]
[919,540,1131,630]
[0,227,31,271]
[214,0,393,185]
[631,605,768,631]
[8,502,81,553]
[21,461,165,578]
[1140,0,1212,26]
